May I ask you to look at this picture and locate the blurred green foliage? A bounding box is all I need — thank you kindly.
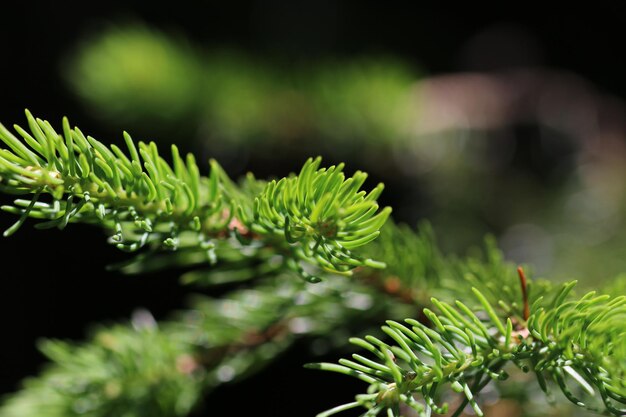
[68,25,417,146]
[69,27,203,124]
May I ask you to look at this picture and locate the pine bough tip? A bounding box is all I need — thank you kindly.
[310,282,626,416]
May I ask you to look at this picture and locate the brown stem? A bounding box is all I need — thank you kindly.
[517,266,530,322]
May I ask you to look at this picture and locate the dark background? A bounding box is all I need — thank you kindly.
[1,2,625,415]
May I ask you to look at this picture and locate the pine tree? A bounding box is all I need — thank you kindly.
[0,112,624,416]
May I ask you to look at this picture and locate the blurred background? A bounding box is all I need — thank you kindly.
[1,2,625,416]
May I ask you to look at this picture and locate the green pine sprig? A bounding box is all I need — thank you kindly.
[308,281,626,417]
[0,112,391,281]
[249,157,392,278]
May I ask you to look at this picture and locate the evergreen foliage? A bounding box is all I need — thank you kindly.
[309,282,626,416]
[0,111,388,281]
[0,113,624,417]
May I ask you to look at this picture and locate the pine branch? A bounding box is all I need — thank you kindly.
[309,281,626,417]
[0,277,300,417]
[0,267,414,417]
[0,112,390,281]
